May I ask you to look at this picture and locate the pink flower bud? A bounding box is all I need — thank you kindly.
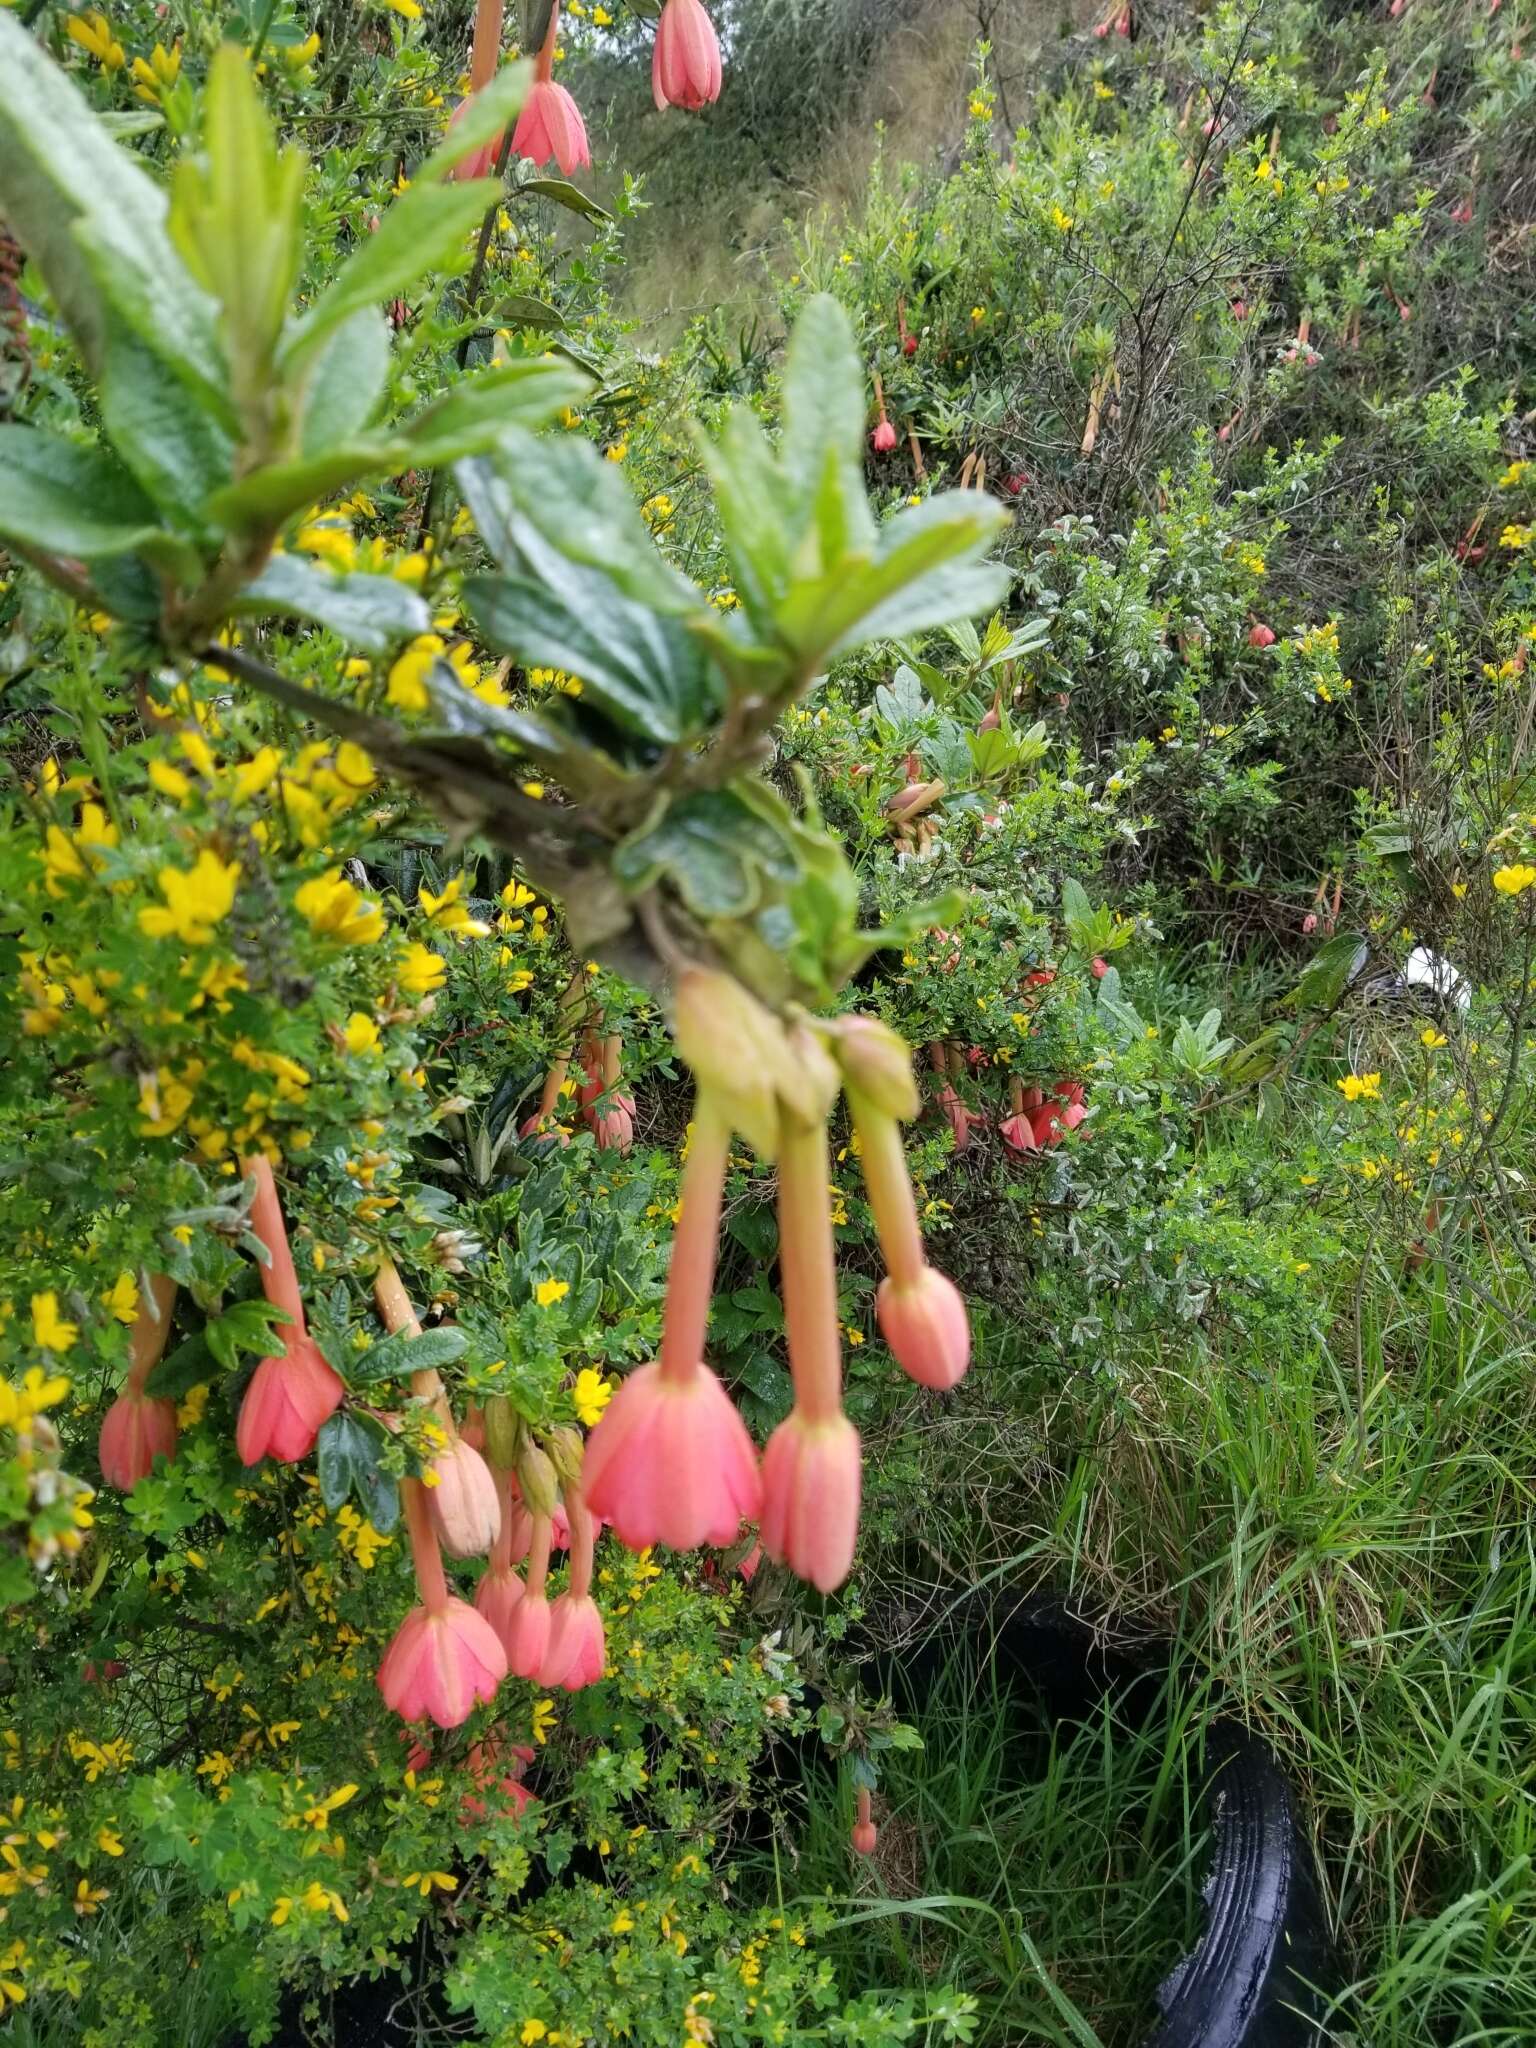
[759,1409,861,1593]
[1302,912,1318,934]
[99,1388,177,1491]
[474,1561,524,1653]
[426,1433,502,1559]
[652,0,722,111]
[876,1267,971,1390]
[1091,956,1109,978]
[852,1785,878,1855]
[903,333,918,356]
[1249,621,1276,648]
[871,417,898,454]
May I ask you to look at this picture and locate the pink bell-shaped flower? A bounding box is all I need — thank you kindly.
[378,1479,506,1729]
[759,1408,861,1595]
[851,1784,878,1856]
[99,1387,178,1491]
[583,1106,761,1550]
[513,7,590,177]
[652,0,722,111]
[377,1601,507,1728]
[537,1480,606,1690]
[235,1158,343,1465]
[503,1512,554,1678]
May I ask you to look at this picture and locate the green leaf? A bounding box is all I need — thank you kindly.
[74,209,235,430]
[459,435,698,613]
[349,1325,468,1384]
[516,175,612,224]
[315,1410,399,1531]
[233,555,432,653]
[143,1330,215,1401]
[0,13,224,394]
[694,404,792,631]
[1290,932,1368,1012]
[299,307,391,456]
[418,61,531,181]
[398,359,592,466]
[283,180,497,374]
[0,424,165,558]
[779,294,866,512]
[95,316,234,529]
[202,438,399,532]
[205,1297,290,1370]
[464,566,715,743]
[613,789,799,917]
[498,293,567,331]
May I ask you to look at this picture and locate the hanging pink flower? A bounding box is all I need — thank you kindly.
[377,1481,507,1728]
[514,4,589,176]
[583,1106,761,1550]
[99,1273,178,1490]
[538,1480,606,1690]
[503,1512,555,1678]
[235,1158,343,1466]
[652,0,722,111]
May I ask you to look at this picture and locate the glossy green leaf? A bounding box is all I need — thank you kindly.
[298,307,392,456]
[315,1410,399,1531]
[0,12,223,393]
[464,566,714,744]
[516,175,612,224]
[459,434,698,613]
[1290,932,1369,1012]
[399,359,592,466]
[234,556,432,653]
[0,425,166,558]
[95,317,234,529]
[349,1325,468,1384]
[613,789,799,916]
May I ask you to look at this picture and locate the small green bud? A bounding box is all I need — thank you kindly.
[516,1443,559,1517]
[831,1015,920,1122]
[482,1394,519,1470]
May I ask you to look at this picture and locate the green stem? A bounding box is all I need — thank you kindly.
[404,1480,450,1612]
[848,1095,925,1289]
[659,1100,731,1384]
[776,1116,843,1425]
[489,1465,516,1572]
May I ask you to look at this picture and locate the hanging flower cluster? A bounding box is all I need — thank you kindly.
[453,0,722,187]
[583,971,971,1595]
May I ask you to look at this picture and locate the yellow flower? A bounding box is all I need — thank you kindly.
[66,11,125,69]
[535,1278,570,1309]
[401,1870,456,1895]
[130,39,180,99]
[342,1013,381,1056]
[74,1879,109,1915]
[30,1293,78,1355]
[521,2024,548,2046]
[285,30,320,65]
[295,870,386,944]
[1336,1072,1381,1103]
[138,849,241,945]
[95,1826,124,1856]
[418,875,492,939]
[397,942,446,997]
[531,1696,556,1744]
[572,1368,611,1426]
[1421,1027,1447,1049]
[103,1271,139,1324]
[386,637,440,713]
[1492,863,1536,897]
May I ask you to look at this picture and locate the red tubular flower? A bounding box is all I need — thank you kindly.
[235,1158,343,1466]
[540,1478,606,1690]
[652,0,722,111]
[461,1731,536,1823]
[583,1103,762,1550]
[513,5,590,175]
[504,1511,554,1679]
[377,1481,507,1728]
[759,1111,862,1591]
[851,1784,878,1856]
[99,1273,178,1490]
[871,417,897,454]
